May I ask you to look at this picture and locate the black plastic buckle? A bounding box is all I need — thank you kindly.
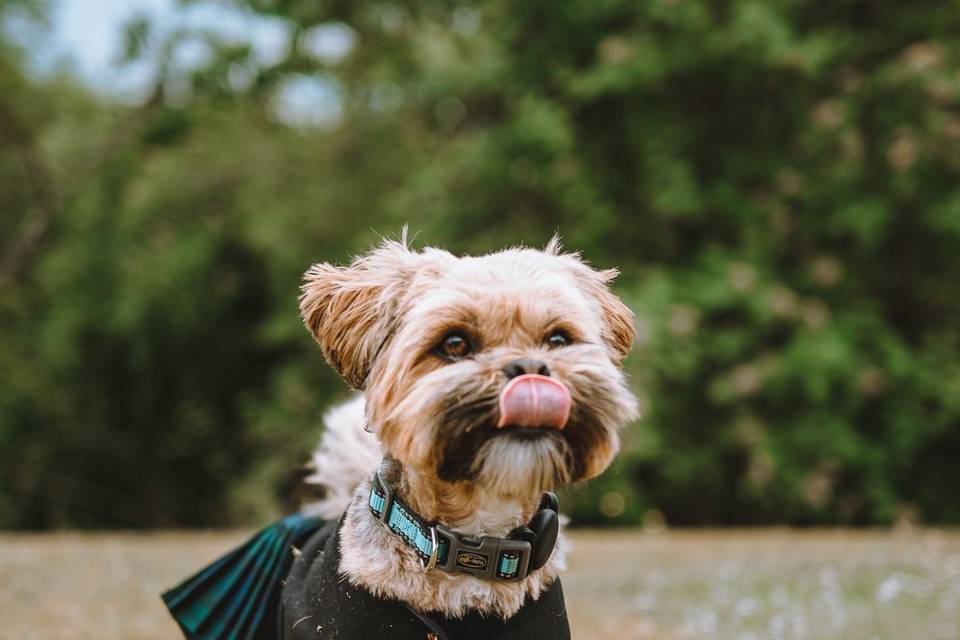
[434,524,531,581]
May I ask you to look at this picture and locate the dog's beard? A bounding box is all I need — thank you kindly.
[398,348,632,495]
[433,393,574,493]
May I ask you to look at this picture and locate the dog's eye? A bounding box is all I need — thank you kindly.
[437,330,473,359]
[546,330,572,348]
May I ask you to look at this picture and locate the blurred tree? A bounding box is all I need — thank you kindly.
[1,0,958,528]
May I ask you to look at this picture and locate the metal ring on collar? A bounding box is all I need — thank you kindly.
[421,526,440,571]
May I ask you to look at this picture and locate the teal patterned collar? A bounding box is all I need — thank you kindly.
[368,467,560,582]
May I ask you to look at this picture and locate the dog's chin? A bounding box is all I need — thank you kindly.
[467,429,572,496]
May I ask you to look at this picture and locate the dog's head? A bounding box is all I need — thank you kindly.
[300,237,638,497]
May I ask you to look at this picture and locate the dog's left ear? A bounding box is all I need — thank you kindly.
[550,235,635,365]
[592,268,635,365]
[571,265,634,366]
[300,240,416,389]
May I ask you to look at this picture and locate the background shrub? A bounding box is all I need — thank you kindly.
[1,0,958,528]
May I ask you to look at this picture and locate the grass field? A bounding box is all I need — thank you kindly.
[1,528,958,639]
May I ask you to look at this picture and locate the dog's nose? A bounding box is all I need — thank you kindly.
[502,358,550,378]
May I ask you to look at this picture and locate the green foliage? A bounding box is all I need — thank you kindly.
[1,0,959,528]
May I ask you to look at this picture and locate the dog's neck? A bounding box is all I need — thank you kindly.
[338,471,567,619]
[383,458,541,537]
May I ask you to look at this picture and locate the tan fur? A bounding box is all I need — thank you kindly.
[301,236,638,618]
[299,240,418,389]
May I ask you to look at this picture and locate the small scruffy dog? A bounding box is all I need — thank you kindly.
[163,235,637,640]
[287,235,638,636]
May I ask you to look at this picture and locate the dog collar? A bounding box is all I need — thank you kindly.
[368,470,560,582]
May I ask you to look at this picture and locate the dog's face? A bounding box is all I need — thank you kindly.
[300,238,638,497]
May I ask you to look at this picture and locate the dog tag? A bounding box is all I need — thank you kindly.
[527,509,559,571]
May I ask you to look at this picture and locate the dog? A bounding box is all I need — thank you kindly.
[163,234,637,640]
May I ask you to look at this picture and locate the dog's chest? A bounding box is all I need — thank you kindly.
[281,521,571,640]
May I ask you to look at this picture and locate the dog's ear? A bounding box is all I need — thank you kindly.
[550,236,635,365]
[300,240,415,389]
[592,268,635,366]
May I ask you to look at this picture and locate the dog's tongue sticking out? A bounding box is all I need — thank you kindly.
[497,374,572,429]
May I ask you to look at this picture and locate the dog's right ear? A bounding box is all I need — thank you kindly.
[300,240,415,389]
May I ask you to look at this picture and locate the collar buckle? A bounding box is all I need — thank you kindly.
[433,524,531,581]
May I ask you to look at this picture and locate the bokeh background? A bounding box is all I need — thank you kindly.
[2,0,960,533]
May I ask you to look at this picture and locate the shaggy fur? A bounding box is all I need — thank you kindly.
[299,234,638,619]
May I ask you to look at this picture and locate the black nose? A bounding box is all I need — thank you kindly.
[502,358,550,378]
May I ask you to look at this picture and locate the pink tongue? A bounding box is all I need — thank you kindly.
[497,374,572,430]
